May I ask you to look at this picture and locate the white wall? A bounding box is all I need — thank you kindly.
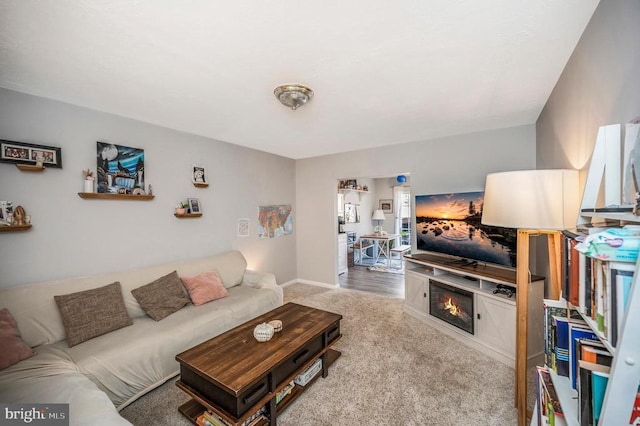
[0,88,297,287]
[296,124,537,285]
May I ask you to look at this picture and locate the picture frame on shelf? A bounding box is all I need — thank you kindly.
[0,140,62,168]
[192,165,207,185]
[379,199,393,214]
[187,198,201,214]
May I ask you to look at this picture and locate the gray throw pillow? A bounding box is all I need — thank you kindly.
[131,270,191,321]
[54,282,133,347]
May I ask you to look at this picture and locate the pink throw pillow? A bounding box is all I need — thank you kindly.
[181,270,230,306]
[0,308,35,370]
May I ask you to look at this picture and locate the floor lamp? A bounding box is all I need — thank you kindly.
[481,169,579,426]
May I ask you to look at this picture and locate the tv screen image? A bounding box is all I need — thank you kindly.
[415,191,517,268]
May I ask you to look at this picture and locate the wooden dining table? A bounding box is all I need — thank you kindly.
[359,233,401,266]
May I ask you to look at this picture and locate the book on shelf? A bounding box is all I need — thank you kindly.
[592,370,609,424]
[610,263,635,347]
[569,325,598,390]
[544,298,568,371]
[578,360,610,426]
[551,312,583,377]
[536,366,565,426]
[630,387,640,425]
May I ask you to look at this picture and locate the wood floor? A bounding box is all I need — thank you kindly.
[338,264,404,298]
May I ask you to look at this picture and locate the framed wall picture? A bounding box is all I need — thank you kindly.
[187,198,201,213]
[380,199,393,214]
[192,165,206,184]
[0,140,62,168]
[344,203,360,223]
[96,142,144,194]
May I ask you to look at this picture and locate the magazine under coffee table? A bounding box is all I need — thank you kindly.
[175,302,342,426]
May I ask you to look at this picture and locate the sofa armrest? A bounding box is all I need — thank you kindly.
[242,270,277,289]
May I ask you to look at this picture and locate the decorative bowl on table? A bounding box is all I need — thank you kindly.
[253,323,275,342]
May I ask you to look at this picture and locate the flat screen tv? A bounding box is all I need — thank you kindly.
[414,191,517,268]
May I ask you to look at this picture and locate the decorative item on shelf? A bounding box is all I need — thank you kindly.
[253,322,275,342]
[482,168,579,426]
[187,198,201,214]
[362,185,368,191]
[0,201,13,225]
[192,165,208,187]
[0,139,62,168]
[147,184,153,196]
[268,319,283,332]
[83,169,95,193]
[12,206,26,226]
[372,209,385,234]
[175,202,189,215]
[274,84,314,110]
[396,174,407,184]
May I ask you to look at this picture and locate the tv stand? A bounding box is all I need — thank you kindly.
[403,253,544,367]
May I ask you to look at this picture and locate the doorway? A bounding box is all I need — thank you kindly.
[336,174,410,297]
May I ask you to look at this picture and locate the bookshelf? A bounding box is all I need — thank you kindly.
[585,223,640,425]
[534,122,640,425]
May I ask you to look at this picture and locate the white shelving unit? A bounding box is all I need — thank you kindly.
[552,122,640,425]
[564,211,640,425]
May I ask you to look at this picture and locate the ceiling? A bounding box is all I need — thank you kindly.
[0,1,599,160]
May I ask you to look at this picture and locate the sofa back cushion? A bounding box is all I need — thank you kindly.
[0,250,248,347]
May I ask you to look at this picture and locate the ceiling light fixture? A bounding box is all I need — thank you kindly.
[274,84,314,110]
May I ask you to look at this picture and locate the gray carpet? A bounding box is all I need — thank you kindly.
[120,283,517,425]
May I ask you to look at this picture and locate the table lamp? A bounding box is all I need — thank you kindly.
[482,169,579,426]
[372,209,385,234]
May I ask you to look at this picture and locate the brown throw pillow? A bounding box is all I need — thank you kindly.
[0,308,35,370]
[54,282,133,347]
[131,271,191,321]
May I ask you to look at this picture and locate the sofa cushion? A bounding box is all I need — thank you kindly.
[181,270,230,306]
[130,271,191,321]
[0,308,34,370]
[55,282,133,347]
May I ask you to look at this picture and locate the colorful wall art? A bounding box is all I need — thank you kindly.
[96,142,145,194]
[257,205,293,239]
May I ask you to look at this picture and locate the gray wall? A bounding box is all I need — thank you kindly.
[296,124,537,285]
[0,88,297,287]
[537,0,640,170]
[535,0,640,288]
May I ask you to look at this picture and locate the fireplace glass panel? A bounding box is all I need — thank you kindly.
[429,280,474,334]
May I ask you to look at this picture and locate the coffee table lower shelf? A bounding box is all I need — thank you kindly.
[177,348,341,426]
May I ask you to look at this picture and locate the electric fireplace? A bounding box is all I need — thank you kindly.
[429,280,474,334]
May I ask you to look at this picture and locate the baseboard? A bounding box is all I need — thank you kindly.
[279,280,299,288]
[292,279,338,289]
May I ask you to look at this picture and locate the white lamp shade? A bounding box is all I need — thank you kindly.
[481,169,579,230]
[372,209,385,221]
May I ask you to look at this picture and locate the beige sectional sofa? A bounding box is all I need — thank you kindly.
[0,250,284,425]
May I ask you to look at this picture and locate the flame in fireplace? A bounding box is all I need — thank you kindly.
[444,297,463,317]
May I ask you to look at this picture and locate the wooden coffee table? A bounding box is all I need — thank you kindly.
[175,302,342,426]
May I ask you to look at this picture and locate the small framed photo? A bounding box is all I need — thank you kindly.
[192,165,206,184]
[0,140,62,168]
[187,198,201,213]
[379,199,393,214]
